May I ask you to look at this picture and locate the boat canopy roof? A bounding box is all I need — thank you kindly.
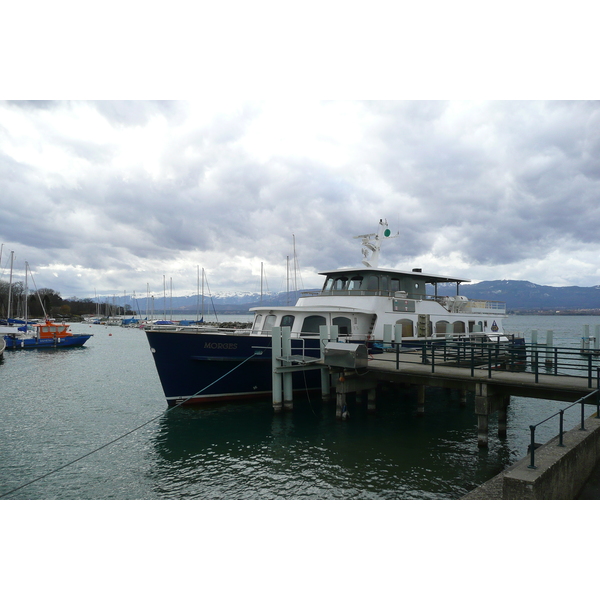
[249,304,376,315]
[318,267,471,286]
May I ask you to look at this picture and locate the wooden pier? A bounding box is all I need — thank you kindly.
[362,349,598,447]
[270,327,600,448]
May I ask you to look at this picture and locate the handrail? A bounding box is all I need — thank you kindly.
[367,337,600,385]
[527,376,600,469]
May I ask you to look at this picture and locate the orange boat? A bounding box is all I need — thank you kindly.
[3,320,93,349]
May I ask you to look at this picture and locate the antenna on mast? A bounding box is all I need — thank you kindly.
[353,218,398,267]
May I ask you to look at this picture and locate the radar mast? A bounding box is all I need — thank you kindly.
[353,218,398,267]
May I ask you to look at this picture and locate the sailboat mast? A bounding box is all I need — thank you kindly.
[293,234,298,296]
[163,275,166,320]
[196,265,200,323]
[24,262,28,325]
[7,250,14,320]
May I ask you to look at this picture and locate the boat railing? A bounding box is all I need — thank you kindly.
[465,299,506,313]
[315,290,506,312]
[318,290,405,297]
[435,296,506,313]
[144,324,253,334]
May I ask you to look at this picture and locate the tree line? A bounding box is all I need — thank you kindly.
[0,281,125,320]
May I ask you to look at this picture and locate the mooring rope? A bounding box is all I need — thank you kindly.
[0,350,262,499]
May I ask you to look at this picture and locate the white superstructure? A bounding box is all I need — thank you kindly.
[248,219,505,342]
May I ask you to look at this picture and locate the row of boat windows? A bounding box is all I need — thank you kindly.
[253,314,351,335]
[322,275,423,293]
[253,314,488,336]
[398,319,489,336]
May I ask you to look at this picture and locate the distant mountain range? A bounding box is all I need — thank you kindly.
[440,280,600,311]
[127,290,307,315]
[123,280,600,314]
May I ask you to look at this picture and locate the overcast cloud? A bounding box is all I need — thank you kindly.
[1,99,600,300]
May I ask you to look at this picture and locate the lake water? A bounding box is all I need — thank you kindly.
[1,314,598,501]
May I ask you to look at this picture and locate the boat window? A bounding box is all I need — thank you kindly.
[454,321,466,333]
[365,275,379,291]
[252,315,263,333]
[348,276,363,291]
[333,277,348,291]
[323,277,335,292]
[332,316,351,336]
[396,319,414,338]
[262,315,276,333]
[390,278,400,293]
[436,320,449,335]
[280,315,295,329]
[301,315,326,335]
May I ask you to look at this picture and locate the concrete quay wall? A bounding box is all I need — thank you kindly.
[463,414,600,500]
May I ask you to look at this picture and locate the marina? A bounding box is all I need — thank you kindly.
[0,315,598,500]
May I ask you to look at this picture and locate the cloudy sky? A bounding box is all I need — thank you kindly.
[2,5,599,301]
[2,99,600,300]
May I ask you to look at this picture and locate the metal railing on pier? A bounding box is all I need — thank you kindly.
[527,384,600,469]
[368,336,600,387]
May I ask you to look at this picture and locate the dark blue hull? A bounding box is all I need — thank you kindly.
[145,330,322,405]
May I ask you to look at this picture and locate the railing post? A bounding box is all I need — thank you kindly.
[431,344,435,373]
[528,425,537,469]
[597,368,600,418]
[488,347,492,378]
[395,341,399,370]
[535,350,539,383]
[471,346,475,377]
[558,410,565,446]
[588,354,593,388]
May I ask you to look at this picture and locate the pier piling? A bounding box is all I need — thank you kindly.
[333,373,378,419]
[417,385,425,417]
[282,327,293,411]
[367,388,376,414]
[272,327,283,413]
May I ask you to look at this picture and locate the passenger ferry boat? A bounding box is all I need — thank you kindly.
[146,219,513,406]
[3,320,93,349]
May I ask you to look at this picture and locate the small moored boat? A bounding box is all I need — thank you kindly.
[3,320,93,349]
